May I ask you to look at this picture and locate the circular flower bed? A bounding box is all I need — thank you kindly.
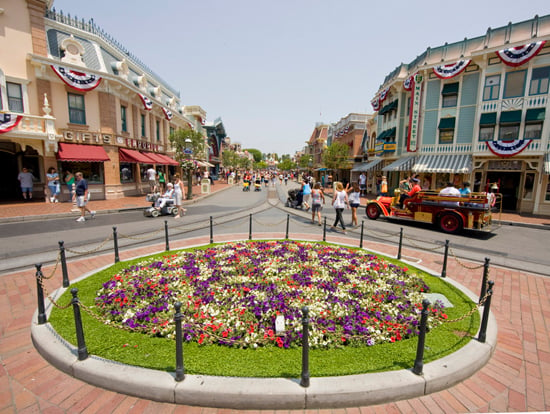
[95,241,446,349]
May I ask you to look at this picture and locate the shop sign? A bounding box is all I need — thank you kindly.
[62,130,112,144]
[407,74,423,152]
[487,160,523,170]
[383,143,396,152]
[125,138,159,152]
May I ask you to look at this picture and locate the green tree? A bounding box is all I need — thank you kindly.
[255,160,268,170]
[222,150,239,171]
[298,154,313,170]
[278,158,295,171]
[244,148,262,163]
[322,142,352,171]
[169,128,206,199]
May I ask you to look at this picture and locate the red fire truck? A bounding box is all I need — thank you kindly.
[365,190,501,234]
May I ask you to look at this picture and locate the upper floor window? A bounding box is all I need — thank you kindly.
[67,93,86,124]
[483,75,500,101]
[524,108,545,139]
[156,120,160,142]
[121,106,127,132]
[503,70,526,99]
[141,114,146,137]
[498,110,521,140]
[438,117,455,143]
[441,83,459,107]
[529,66,550,95]
[6,82,24,113]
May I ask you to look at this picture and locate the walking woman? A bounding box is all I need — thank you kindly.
[331,182,349,234]
[346,182,361,227]
[310,182,325,225]
[172,174,187,219]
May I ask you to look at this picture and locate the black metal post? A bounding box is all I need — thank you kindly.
[112,226,120,263]
[174,302,185,381]
[210,216,214,244]
[70,288,88,360]
[322,217,326,242]
[441,240,449,278]
[35,264,47,325]
[413,299,430,375]
[478,280,494,343]
[59,240,70,288]
[300,306,310,387]
[285,214,289,239]
[397,228,404,260]
[249,213,252,240]
[164,220,170,251]
[359,221,364,248]
[479,258,490,304]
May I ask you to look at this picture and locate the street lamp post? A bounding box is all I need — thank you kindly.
[184,138,193,200]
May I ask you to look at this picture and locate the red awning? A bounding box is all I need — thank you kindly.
[155,153,179,166]
[57,143,110,162]
[141,152,168,165]
[119,148,153,164]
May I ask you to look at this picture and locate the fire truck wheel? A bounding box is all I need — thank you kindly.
[439,212,463,234]
[366,203,381,220]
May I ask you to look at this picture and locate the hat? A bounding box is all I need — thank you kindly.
[411,177,420,183]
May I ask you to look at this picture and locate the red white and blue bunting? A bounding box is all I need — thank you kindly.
[496,41,546,67]
[138,93,153,111]
[0,113,23,134]
[403,74,415,91]
[433,60,471,79]
[486,139,532,157]
[371,97,380,111]
[379,87,390,103]
[51,65,102,91]
[162,107,173,121]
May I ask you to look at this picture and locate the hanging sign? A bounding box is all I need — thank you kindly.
[138,93,153,111]
[486,139,532,157]
[0,113,23,134]
[433,60,470,79]
[496,41,546,67]
[51,65,102,91]
[407,74,423,152]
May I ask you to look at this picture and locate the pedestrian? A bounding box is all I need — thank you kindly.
[310,182,325,225]
[146,166,157,193]
[359,172,366,196]
[346,182,361,227]
[158,169,165,192]
[172,173,187,219]
[331,182,349,234]
[302,179,312,211]
[64,170,75,200]
[380,176,388,196]
[46,167,60,203]
[73,172,95,222]
[17,167,34,201]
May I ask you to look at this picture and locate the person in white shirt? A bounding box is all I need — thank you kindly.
[438,182,461,206]
[146,167,157,192]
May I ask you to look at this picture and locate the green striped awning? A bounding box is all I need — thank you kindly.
[525,108,545,122]
[351,158,383,172]
[480,112,497,126]
[441,82,459,95]
[500,110,522,124]
[382,156,416,172]
[412,154,472,174]
[438,117,456,129]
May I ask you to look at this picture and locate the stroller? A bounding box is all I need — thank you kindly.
[285,188,303,209]
[243,180,250,191]
[143,193,177,217]
[254,178,262,191]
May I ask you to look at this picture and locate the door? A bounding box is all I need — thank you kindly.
[486,171,521,211]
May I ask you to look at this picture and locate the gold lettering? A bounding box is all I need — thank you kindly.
[64,131,74,141]
[103,134,112,143]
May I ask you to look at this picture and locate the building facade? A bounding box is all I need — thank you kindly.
[0,0,205,202]
[369,14,550,215]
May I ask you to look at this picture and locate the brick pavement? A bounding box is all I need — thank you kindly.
[0,184,549,412]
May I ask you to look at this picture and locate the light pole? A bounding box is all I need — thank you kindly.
[184,138,193,200]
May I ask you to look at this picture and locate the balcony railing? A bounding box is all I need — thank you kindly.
[481,95,547,112]
[13,114,50,136]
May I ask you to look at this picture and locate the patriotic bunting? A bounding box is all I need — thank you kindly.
[403,74,415,91]
[433,60,471,79]
[0,113,23,134]
[138,93,153,111]
[486,139,532,157]
[162,107,173,121]
[371,97,380,111]
[379,87,390,103]
[496,41,546,67]
[51,65,102,91]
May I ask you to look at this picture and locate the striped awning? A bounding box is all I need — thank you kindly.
[351,158,382,172]
[544,153,550,175]
[382,155,416,172]
[412,154,472,174]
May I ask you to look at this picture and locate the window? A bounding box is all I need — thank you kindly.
[141,114,146,137]
[499,124,519,140]
[441,83,459,107]
[121,106,127,132]
[169,126,174,137]
[524,123,542,139]
[156,120,160,142]
[59,161,103,184]
[529,66,550,95]
[119,162,134,183]
[7,82,24,113]
[67,93,86,124]
[439,129,454,143]
[483,75,500,101]
[479,126,495,141]
[523,172,535,200]
[503,70,526,98]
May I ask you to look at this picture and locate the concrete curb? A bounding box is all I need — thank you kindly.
[30,240,498,410]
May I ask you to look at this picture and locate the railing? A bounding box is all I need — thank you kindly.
[44,8,180,97]
[14,114,49,135]
[421,143,473,154]
[481,95,547,112]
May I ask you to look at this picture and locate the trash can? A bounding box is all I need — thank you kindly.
[201,178,211,194]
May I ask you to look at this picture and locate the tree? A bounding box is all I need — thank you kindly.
[244,148,262,163]
[278,158,295,171]
[322,142,352,171]
[169,128,206,199]
[222,150,239,171]
[298,154,312,170]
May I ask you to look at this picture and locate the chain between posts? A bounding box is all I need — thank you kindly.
[117,227,165,240]
[448,247,486,270]
[36,275,73,310]
[364,228,401,239]
[252,216,289,227]
[403,235,446,251]
[40,252,62,280]
[64,236,113,255]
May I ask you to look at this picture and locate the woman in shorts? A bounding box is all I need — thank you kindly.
[310,182,325,225]
[346,182,361,227]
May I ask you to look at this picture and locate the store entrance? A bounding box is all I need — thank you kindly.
[0,150,20,202]
[486,171,521,211]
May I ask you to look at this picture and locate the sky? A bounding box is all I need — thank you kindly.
[52,0,550,156]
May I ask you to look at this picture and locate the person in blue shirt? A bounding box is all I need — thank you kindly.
[459,182,472,196]
[302,179,312,211]
[73,172,95,222]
